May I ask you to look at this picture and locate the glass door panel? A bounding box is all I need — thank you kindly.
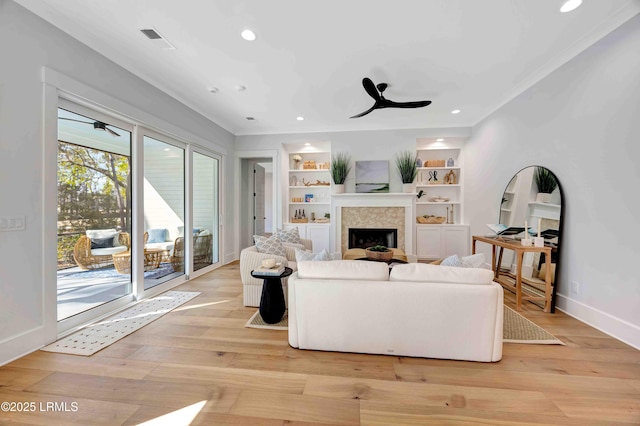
[192,151,219,271]
[143,135,185,289]
[56,107,132,321]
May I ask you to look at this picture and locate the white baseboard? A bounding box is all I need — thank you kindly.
[555,293,640,350]
[0,326,44,366]
[224,251,238,265]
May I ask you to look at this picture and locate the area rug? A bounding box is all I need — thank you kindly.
[245,310,288,330]
[244,307,563,345]
[504,305,564,345]
[41,290,200,356]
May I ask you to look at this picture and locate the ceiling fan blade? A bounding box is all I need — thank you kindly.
[349,104,377,119]
[362,78,381,101]
[386,100,432,109]
[105,126,121,137]
[58,117,93,124]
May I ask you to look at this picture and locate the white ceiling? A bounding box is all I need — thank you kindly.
[15,0,640,136]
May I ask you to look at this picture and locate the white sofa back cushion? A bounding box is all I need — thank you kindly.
[389,263,494,285]
[297,260,389,281]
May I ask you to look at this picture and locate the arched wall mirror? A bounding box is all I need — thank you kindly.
[499,166,564,312]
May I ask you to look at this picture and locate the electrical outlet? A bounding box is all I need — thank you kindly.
[571,281,580,295]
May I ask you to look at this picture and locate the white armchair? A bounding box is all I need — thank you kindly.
[240,238,312,307]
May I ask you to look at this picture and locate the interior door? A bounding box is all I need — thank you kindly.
[253,163,265,236]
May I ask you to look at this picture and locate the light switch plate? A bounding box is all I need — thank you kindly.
[0,216,26,231]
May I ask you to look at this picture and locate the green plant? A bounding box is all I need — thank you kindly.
[367,245,389,252]
[534,167,558,193]
[395,150,418,184]
[330,152,352,185]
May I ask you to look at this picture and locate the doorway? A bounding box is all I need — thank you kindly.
[235,151,278,252]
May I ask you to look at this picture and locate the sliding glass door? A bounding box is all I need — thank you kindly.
[56,105,133,321]
[143,134,185,289]
[192,150,220,271]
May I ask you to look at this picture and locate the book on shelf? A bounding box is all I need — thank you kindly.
[486,224,528,236]
[253,265,285,276]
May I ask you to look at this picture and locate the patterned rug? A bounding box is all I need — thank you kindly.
[41,291,200,356]
[245,310,288,330]
[504,305,564,344]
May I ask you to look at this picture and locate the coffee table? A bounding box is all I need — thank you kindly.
[112,248,163,274]
[251,267,293,324]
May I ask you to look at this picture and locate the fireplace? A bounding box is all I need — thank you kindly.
[349,228,397,249]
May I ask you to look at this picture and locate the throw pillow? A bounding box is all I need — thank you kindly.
[276,227,302,245]
[441,254,463,267]
[253,234,286,258]
[90,236,115,249]
[461,253,486,268]
[295,248,330,262]
[147,228,167,243]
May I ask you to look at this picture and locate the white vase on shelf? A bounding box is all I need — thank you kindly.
[332,184,345,194]
[402,183,414,193]
[535,193,551,203]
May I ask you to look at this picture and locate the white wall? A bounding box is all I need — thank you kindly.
[0,1,235,364]
[466,15,640,348]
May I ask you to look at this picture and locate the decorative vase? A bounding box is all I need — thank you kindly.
[332,184,345,194]
[447,157,454,167]
[416,158,422,167]
[536,193,551,203]
[402,183,414,193]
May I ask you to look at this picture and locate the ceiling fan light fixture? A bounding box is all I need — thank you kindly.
[436,138,444,142]
[560,0,582,13]
[296,116,304,121]
[241,29,257,41]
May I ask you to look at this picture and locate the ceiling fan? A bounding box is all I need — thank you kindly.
[58,117,121,137]
[350,77,432,118]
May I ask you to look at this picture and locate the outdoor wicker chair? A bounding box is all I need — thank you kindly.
[170,233,213,272]
[73,230,130,270]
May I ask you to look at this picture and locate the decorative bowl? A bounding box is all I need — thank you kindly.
[365,247,394,261]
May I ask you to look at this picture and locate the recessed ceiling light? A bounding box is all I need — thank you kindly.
[451,109,461,114]
[296,116,304,121]
[436,138,444,142]
[560,0,582,13]
[209,87,219,94]
[304,143,311,146]
[163,148,171,151]
[241,29,256,41]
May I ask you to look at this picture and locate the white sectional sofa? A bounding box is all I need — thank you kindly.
[288,260,503,362]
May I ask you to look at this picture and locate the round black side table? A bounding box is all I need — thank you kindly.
[250,266,293,324]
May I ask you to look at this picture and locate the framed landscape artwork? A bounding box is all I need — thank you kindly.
[355,160,390,193]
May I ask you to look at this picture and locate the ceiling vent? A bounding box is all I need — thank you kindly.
[140,28,175,50]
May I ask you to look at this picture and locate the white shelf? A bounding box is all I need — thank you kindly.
[289,186,331,189]
[501,207,512,212]
[416,184,461,188]
[288,202,330,205]
[417,166,461,170]
[289,169,330,173]
[416,201,461,205]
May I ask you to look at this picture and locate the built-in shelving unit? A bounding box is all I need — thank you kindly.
[283,143,332,251]
[414,140,469,260]
[415,146,463,224]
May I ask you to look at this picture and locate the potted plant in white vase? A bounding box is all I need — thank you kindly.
[395,150,418,193]
[534,166,558,203]
[330,152,352,194]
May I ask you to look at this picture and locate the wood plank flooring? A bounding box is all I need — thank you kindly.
[1,261,639,425]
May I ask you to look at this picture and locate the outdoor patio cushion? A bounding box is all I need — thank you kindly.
[147,228,168,243]
[86,229,118,240]
[90,245,127,256]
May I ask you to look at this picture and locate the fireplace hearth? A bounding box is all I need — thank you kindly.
[349,228,398,249]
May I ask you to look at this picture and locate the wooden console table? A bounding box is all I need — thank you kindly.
[472,236,553,312]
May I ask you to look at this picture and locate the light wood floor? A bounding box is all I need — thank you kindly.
[2,262,639,425]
